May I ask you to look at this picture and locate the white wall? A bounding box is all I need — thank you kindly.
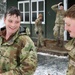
[64,0,68,41]
[0,16,5,28]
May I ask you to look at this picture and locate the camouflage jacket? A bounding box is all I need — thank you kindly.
[35,18,43,33]
[65,38,75,60]
[0,29,37,75]
[51,4,65,24]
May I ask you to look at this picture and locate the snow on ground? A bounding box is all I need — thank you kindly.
[34,52,68,75]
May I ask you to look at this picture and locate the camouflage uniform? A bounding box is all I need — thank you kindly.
[65,38,75,75]
[35,18,44,47]
[51,4,65,46]
[26,27,30,36]
[20,27,30,36]
[0,28,37,75]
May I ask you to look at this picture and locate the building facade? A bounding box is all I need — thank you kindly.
[6,0,75,40]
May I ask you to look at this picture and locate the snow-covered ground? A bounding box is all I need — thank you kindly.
[34,52,68,75]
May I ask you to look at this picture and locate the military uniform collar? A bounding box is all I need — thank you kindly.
[0,28,19,45]
[65,38,75,51]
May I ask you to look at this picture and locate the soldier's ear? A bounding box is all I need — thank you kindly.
[4,17,6,23]
[63,18,65,21]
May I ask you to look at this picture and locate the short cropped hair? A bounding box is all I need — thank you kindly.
[4,6,21,18]
[64,4,75,18]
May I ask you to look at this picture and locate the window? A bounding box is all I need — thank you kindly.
[18,1,30,24]
[31,0,45,24]
[18,0,45,24]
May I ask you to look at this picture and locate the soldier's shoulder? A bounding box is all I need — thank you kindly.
[65,39,75,51]
[19,34,30,40]
[19,35,34,44]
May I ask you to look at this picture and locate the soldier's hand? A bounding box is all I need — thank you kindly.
[36,31,39,34]
[58,2,62,6]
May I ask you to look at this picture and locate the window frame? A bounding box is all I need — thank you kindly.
[18,0,45,24]
[18,1,30,24]
[31,0,45,24]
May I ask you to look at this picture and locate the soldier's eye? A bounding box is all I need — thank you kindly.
[65,23,70,26]
[8,20,12,23]
[67,24,70,26]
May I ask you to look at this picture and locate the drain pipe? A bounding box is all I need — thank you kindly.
[63,0,68,41]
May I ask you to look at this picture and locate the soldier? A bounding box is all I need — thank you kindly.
[35,13,44,47]
[26,27,30,36]
[64,4,75,75]
[0,6,37,75]
[51,2,65,47]
[20,26,30,36]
